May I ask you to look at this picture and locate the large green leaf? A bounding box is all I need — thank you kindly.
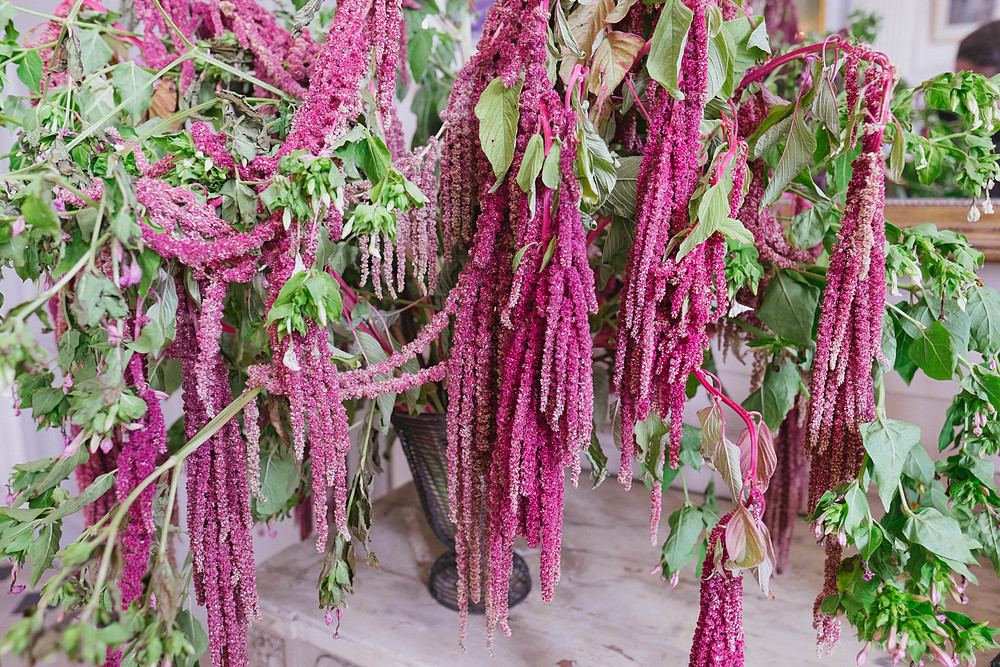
[46,471,116,523]
[678,180,753,259]
[515,133,545,193]
[763,111,817,205]
[908,320,958,381]
[647,0,693,100]
[742,360,799,430]
[175,610,209,667]
[603,155,642,218]
[474,76,523,184]
[660,505,704,576]
[112,62,156,123]
[903,508,979,564]
[252,447,299,518]
[859,419,921,512]
[28,521,62,588]
[757,270,821,346]
[17,50,43,93]
[967,284,1000,356]
[76,29,113,76]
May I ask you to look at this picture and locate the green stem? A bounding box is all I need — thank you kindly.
[65,53,196,152]
[155,465,181,569]
[345,400,377,521]
[680,469,690,505]
[899,481,917,517]
[83,386,263,620]
[149,0,291,99]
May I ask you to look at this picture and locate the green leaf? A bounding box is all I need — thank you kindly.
[757,270,821,346]
[28,522,62,588]
[678,180,750,259]
[908,320,958,381]
[967,284,1000,356]
[516,134,545,193]
[972,512,1000,576]
[112,62,156,123]
[46,471,116,523]
[704,25,735,100]
[21,191,61,237]
[17,51,44,93]
[812,77,842,142]
[603,155,641,218]
[790,198,838,250]
[408,29,434,82]
[252,447,299,518]
[742,360,799,430]
[903,508,979,564]
[175,610,209,667]
[647,0,694,99]
[860,419,921,512]
[76,29,113,76]
[541,143,561,190]
[763,111,817,205]
[474,76,523,184]
[660,505,704,576]
[356,132,392,185]
[843,483,868,535]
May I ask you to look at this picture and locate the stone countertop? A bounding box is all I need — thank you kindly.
[252,479,992,667]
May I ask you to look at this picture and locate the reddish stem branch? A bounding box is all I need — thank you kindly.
[693,368,759,483]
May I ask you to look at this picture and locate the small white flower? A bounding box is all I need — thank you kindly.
[968,203,982,222]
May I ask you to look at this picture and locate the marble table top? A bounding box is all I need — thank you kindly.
[253,480,999,667]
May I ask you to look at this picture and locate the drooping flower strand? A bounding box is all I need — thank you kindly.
[250,0,390,553]
[616,0,736,539]
[804,52,894,652]
[441,0,597,645]
[761,401,808,573]
[393,138,440,295]
[487,74,597,643]
[437,0,527,259]
[117,348,167,606]
[688,373,776,667]
[170,279,259,667]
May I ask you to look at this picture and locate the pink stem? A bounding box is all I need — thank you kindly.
[693,368,759,481]
[586,216,611,247]
[624,76,651,125]
[564,64,588,112]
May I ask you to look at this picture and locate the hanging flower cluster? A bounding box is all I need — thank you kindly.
[804,47,894,651]
[689,370,776,666]
[615,0,736,537]
[440,0,596,644]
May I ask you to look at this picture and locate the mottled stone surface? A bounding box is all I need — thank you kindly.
[252,481,909,666]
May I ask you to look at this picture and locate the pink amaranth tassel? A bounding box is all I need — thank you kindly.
[441,0,595,646]
[805,51,893,652]
[689,523,745,667]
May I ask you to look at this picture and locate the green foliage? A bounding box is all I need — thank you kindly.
[265,267,343,338]
[475,76,523,185]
